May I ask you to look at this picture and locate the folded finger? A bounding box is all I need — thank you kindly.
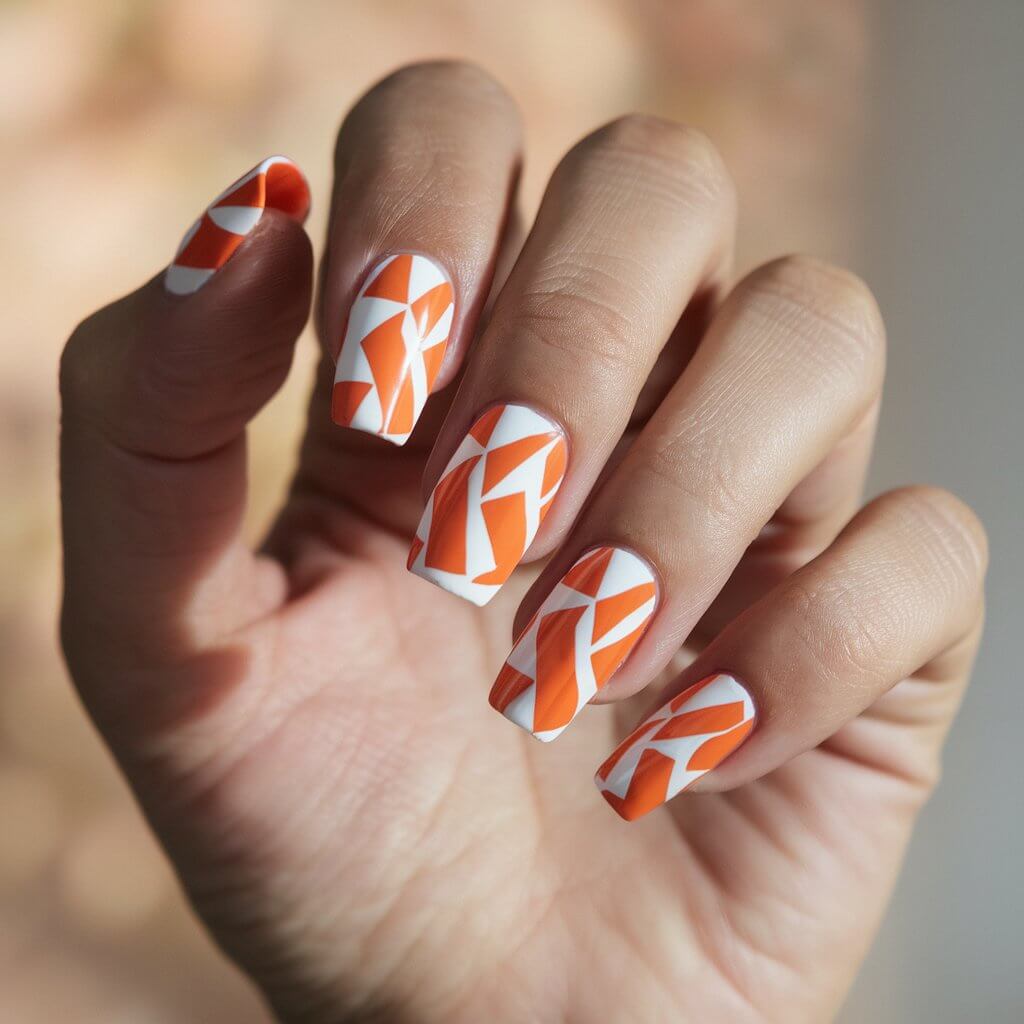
[595,485,987,820]
[491,257,885,739]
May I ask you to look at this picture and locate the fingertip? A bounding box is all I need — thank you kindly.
[163,155,312,297]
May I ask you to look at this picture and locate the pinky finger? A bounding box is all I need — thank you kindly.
[596,485,987,820]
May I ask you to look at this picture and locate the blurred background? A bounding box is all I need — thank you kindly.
[0,1,1019,1020]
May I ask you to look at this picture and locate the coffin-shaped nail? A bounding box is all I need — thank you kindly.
[407,403,567,606]
[595,673,755,821]
[490,546,657,741]
[164,156,310,295]
[332,254,454,444]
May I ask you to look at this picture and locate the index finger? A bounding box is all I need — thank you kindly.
[321,61,522,446]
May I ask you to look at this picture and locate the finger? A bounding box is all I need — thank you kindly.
[691,396,880,643]
[491,257,884,740]
[60,157,312,719]
[408,115,736,605]
[321,61,522,446]
[594,485,987,820]
[282,197,529,543]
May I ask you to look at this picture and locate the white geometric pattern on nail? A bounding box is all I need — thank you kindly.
[331,254,454,445]
[407,403,568,606]
[596,673,755,820]
[492,547,657,741]
[164,156,310,295]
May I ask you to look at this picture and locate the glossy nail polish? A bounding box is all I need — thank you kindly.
[164,156,310,295]
[407,403,567,605]
[596,673,755,821]
[332,254,455,444]
[490,546,657,741]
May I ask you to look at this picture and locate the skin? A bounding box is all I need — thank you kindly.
[59,63,987,1023]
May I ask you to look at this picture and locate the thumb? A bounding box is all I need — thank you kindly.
[60,157,312,727]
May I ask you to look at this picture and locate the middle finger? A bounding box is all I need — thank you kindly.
[408,115,736,605]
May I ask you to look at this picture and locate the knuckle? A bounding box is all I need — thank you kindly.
[354,59,519,130]
[875,485,990,595]
[782,577,903,686]
[642,433,753,539]
[380,58,507,95]
[564,114,735,214]
[337,61,521,222]
[742,255,886,397]
[776,486,988,694]
[587,115,721,170]
[499,280,641,378]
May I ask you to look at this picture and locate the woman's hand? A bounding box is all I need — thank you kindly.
[59,63,986,1023]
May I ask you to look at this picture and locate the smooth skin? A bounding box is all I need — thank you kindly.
[59,63,986,1023]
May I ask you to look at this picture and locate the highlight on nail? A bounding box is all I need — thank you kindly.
[595,673,755,821]
[407,403,568,606]
[332,253,455,444]
[490,546,657,741]
[164,155,310,296]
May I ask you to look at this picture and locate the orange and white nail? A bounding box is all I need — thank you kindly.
[490,547,657,741]
[331,254,455,444]
[164,156,310,295]
[407,403,567,606]
[595,673,755,821]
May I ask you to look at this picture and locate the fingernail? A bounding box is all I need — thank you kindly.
[332,254,455,445]
[595,673,755,821]
[407,403,568,606]
[490,547,657,741]
[164,156,310,296]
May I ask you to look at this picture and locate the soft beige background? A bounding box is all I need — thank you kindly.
[840,4,1024,1021]
[0,1,1018,1020]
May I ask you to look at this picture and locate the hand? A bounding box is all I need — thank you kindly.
[59,62,986,1023]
